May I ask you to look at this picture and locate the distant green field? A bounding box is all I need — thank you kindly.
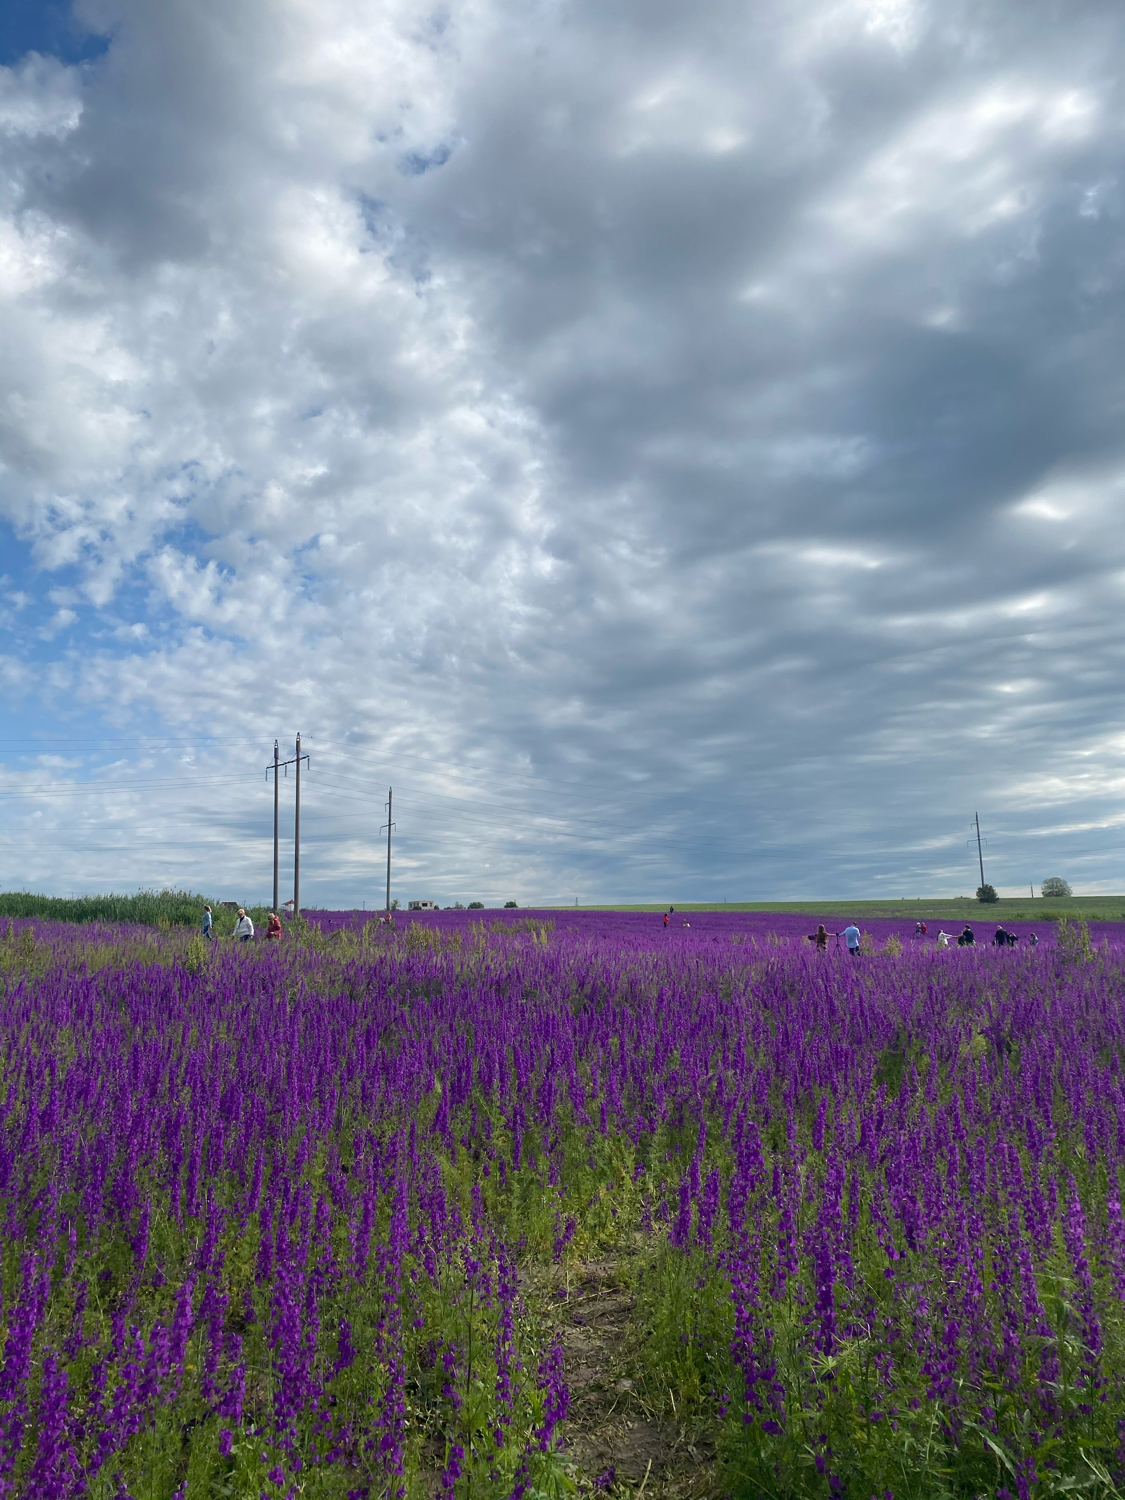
[578,895,1125,922]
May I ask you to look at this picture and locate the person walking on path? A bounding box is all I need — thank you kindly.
[233,908,254,942]
[838,922,861,956]
[266,911,283,941]
[201,905,213,940]
[807,924,829,951]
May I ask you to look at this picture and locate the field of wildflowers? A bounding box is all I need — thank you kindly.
[0,908,1123,1499]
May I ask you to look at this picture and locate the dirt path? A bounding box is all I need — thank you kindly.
[543,1249,722,1498]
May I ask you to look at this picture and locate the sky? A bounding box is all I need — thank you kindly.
[2,0,1124,909]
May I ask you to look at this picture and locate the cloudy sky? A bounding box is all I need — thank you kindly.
[2,0,1124,908]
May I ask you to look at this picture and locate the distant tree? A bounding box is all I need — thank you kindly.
[390,898,400,910]
[451,901,465,910]
[976,884,999,904]
[504,901,518,909]
[468,901,484,910]
[1041,877,1072,898]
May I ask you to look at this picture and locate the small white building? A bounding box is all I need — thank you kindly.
[408,899,437,911]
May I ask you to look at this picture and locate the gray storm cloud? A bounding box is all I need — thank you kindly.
[1,0,1124,903]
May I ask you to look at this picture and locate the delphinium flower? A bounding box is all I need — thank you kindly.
[493,1246,519,1450]
[439,1440,464,1499]
[23,1347,78,1499]
[0,1252,49,1485]
[534,1340,569,1452]
[1104,1197,1125,1300]
[1062,1176,1103,1404]
[198,1277,230,1405]
[91,1325,145,1478]
[552,1213,576,1264]
[669,1178,692,1252]
[696,1168,721,1252]
[215,1331,246,1429]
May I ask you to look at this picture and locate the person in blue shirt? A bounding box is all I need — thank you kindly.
[839,923,861,955]
[201,905,213,940]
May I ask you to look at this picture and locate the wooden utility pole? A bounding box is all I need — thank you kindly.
[294,733,309,917]
[271,740,280,911]
[267,735,308,917]
[381,787,395,915]
[974,812,986,889]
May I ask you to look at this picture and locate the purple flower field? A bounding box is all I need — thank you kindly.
[0,910,1123,1497]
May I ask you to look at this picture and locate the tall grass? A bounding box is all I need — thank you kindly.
[0,887,221,926]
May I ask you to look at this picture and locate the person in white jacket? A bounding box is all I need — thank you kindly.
[233,909,254,941]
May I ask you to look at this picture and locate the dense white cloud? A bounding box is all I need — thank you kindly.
[2,0,1124,905]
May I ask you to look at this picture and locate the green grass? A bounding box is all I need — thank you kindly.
[577,894,1125,922]
[0,887,270,930]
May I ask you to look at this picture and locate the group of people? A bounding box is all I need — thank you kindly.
[802,919,1040,953]
[200,905,284,941]
[932,923,1037,949]
[661,907,691,929]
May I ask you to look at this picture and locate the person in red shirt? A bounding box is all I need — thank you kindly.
[662,912,669,928]
[266,911,283,940]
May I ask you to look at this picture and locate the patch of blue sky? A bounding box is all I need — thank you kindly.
[1,518,234,682]
[358,194,388,237]
[397,142,452,178]
[0,696,201,771]
[1,0,110,66]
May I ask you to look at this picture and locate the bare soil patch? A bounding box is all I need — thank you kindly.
[538,1249,723,1498]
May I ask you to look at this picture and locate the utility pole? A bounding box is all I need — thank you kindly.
[974,812,986,889]
[267,735,309,917]
[380,787,395,915]
[271,741,280,911]
[294,733,309,918]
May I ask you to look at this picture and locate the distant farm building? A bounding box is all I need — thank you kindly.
[408,900,437,911]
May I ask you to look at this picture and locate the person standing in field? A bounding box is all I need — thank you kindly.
[663,912,669,928]
[957,924,975,947]
[266,911,283,940]
[838,922,861,956]
[201,905,213,940]
[807,924,829,951]
[233,908,254,942]
[936,930,951,948]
